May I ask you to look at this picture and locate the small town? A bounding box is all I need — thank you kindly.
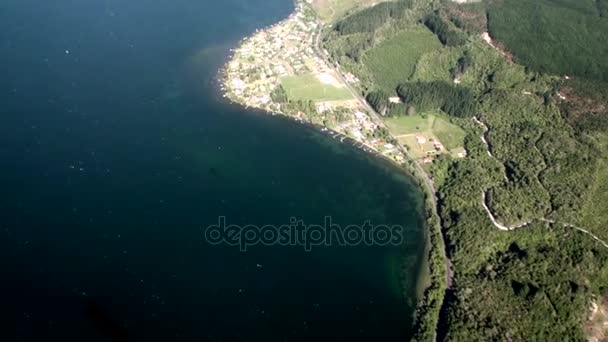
[221,0,409,164]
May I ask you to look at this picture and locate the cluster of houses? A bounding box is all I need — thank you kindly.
[222,0,412,165]
[224,1,319,109]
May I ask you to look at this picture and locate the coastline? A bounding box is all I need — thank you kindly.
[217,0,447,339]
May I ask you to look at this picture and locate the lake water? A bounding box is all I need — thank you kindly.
[0,0,427,340]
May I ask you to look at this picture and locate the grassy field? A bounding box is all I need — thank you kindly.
[398,135,437,159]
[385,114,466,152]
[363,26,443,92]
[280,74,353,102]
[431,115,467,150]
[385,115,434,135]
[310,0,380,22]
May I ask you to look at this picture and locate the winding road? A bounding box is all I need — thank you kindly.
[473,116,608,249]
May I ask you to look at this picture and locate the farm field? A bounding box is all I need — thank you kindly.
[385,113,466,158]
[431,115,467,150]
[363,26,443,92]
[385,114,434,136]
[280,73,354,102]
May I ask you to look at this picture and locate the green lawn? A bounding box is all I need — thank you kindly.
[431,115,467,150]
[385,115,434,135]
[363,26,443,91]
[385,114,466,150]
[280,74,353,102]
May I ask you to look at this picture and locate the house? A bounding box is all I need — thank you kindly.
[416,135,427,144]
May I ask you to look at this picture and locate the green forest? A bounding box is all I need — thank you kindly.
[487,0,608,81]
[334,0,412,35]
[323,0,608,340]
[396,81,476,118]
[423,13,466,47]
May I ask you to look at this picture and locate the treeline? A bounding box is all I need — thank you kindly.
[423,13,467,47]
[271,85,319,117]
[366,90,415,116]
[410,198,447,342]
[326,34,374,63]
[335,0,412,35]
[396,81,477,118]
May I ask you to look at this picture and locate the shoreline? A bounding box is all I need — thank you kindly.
[216,0,445,338]
[218,0,412,167]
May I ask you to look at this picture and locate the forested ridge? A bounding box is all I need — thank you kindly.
[487,0,608,82]
[335,0,413,35]
[323,0,608,340]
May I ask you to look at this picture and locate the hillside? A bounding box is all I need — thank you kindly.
[487,0,608,82]
[323,0,608,339]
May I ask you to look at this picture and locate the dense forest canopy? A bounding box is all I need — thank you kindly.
[423,13,466,47]
[487,0,608,81]
[396,81,476,118]
[334,0,412,34]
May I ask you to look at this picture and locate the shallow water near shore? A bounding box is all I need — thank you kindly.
[0,0,427,340]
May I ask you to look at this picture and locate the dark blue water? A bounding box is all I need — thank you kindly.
[0,0,427,340]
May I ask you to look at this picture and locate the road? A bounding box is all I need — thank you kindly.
[313,26,454,288]
[473,117,608,248]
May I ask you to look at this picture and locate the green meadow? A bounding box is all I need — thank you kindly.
[280,74,353,102]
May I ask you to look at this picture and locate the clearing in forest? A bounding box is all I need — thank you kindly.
[385,114,466,159]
